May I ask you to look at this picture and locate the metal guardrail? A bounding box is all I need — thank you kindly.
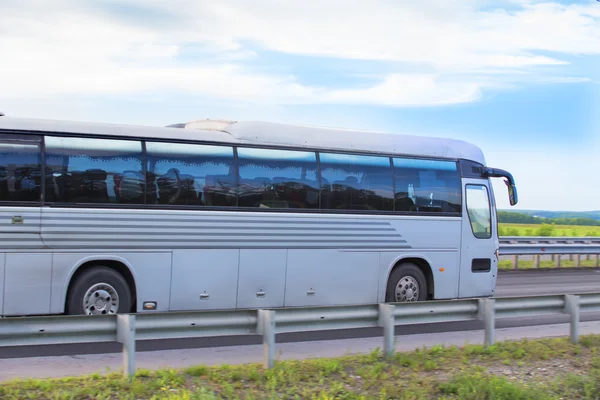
[499,244,600,255]
[499,236,600,245]
[1,293,598,377]
[497,242,600,269]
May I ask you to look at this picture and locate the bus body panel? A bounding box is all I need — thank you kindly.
[0,207,43,250]
[284,250,380,307]
[39,208,418,251]
[3,252,52,316]
[36,207,464,315]
[237,249,287,309]
[170,249,239,311]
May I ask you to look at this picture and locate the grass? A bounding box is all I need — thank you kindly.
[3,335,600,399]
[499,223,600,237]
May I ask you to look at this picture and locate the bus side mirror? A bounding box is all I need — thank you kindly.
[505,179,518,206]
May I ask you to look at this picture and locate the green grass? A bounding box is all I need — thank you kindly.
[3,335,600,399]
[499,223,600,237]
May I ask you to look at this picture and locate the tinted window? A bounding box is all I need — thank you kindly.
[45,136,144,204]
[237,148,319,209]
[466,184,491,239]
[319,153,393,211]
[459,159,485,179]
[393,158,461,213]
[0,135,42,203]
[146,142,236,206]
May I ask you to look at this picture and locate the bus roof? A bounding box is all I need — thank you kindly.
[0,115,486,165]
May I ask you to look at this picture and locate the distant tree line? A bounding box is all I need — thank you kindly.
[498,211,600,226]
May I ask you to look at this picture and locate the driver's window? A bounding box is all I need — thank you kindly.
[466,184,492,239]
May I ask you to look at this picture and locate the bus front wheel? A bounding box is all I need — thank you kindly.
[66,266,133,315]
[385,263,427,303]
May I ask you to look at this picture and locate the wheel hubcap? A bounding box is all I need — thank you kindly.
[83,283,119,315]
[395,276,419,302]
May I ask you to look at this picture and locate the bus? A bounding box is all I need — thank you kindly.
[0,115,517,317]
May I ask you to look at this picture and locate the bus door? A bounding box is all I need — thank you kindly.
[458,179,498,298]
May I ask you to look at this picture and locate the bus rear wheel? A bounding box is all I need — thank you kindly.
[66,266,132,315]
[385,263,427,303]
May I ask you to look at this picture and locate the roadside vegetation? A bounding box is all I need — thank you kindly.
[3,334,600,399]
[497,211,600,227]
[498,223,600,237]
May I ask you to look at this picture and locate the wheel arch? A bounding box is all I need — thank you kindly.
[385,257,435,301]
[63,256,137,313]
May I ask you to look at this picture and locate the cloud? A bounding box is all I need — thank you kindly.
[324,74,485,106]
[0,0,598,107]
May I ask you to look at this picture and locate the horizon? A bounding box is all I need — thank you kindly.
[1,0,598,212]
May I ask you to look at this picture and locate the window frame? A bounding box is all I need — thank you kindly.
[236,146,320,210]
[391,156,462,215]
[318,151,395,212]
[465,183,492,239]
[145,140,237,207]
[43,135,145,205]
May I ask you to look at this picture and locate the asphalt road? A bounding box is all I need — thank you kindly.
[1,269,599,360]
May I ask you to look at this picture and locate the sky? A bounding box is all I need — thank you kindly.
[0,0,599,212]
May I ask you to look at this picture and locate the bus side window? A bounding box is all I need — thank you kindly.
[44,136,143,205]
[319,152,393,211]
[393,157,461,214]
[146,141,236,207]
[0,136,42,203]
[237,147,319,209]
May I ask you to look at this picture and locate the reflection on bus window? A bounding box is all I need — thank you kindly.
[319,153,393,211]
[44,136,143,204]
[237,148,319,209]
[393,158,461,213]
[0,138,42,203]
[146,142,236,207]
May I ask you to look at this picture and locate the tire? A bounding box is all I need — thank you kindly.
[385,263,428,303]
[66,266,133,315]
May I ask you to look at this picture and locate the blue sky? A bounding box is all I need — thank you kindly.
[0,0,599,211]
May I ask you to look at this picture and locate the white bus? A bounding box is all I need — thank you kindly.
[0,115,517,317]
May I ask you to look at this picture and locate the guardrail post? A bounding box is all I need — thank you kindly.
[533,255,540,269]
[479,298,495,347]
[512,255,519,270]
[378,304,395,358]
[555,255,561,268]
[117,314,136,378]
[574,254,581,267]
[564,295,580,344]
[595,254,599,267]
[258,310,276,369]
